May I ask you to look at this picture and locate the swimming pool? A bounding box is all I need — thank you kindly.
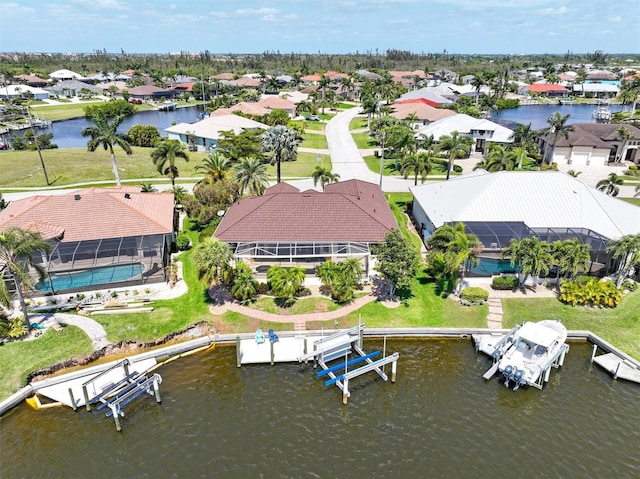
[470,257,518,276]
[37,263,145,292]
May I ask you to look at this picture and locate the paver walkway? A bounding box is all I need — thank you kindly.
[485,285,558,329]
[32,313,110,351]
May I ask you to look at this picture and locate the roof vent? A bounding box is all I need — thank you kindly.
[124,193,131,199]
[74,194,81,200]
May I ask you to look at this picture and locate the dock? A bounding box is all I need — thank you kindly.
[591,345,640,384]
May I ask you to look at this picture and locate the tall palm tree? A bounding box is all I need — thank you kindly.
[0,227,52,329]
[361,96,378,129]
[606,234,640,288]
[318,75,331,114]
[615,126,634,163]
[81,113,132,186]
[510,123,538,153]
[438,131,473,180]
[552,239,591,281]
[311,165,340,189]
[596,173,624,197]
[195,151,231,185]
[151,139,190,187]
[234,157,269,196]
[470,74,485,108]
[519,237,554,290]
[266,265,305,305]
[401,152,432,185]
[260,125,299,184]
[191,237,232,285]
[540,112,574,165]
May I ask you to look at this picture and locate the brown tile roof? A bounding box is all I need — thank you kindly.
[301,74,322,82]
[257,97,296,110]
[389,102,456,122]
[229,77,261,87]
[569,123,640,141]
[214,180,398,243]
[0,187,175,242]
[210,102,271,116]
[213,73,235,80]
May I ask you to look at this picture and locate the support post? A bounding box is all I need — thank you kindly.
[590,344,598,363]
[236,336,241,367]
[559,349,566,367]
[614,361,621,380]
[153,377,161,403]
[123,359,130,378]
[111,406,122,432]
[359,323,363,349]
[342,378,349,405]
[68,388,77,411]
[270,340,275,366]
[82,385,91,412]
[391,359,397,383]
[544,366,551,383]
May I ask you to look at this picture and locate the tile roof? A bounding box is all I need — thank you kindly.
[526,84,569,93]
[0,187,175,242]
[389,102,456,122]
[214,180,398,243]
[166,114,269,139]
[551,123,640,148]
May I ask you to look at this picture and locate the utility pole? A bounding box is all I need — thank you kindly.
[26,107,50,185]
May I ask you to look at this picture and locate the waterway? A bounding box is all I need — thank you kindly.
[1,340,638,478]
[490,103,628,130]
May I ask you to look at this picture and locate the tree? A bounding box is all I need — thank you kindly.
[182,177,240,228]
[400,151,431,185]
[470,73,486,108]
[311,165,340,189]
[191,238,232,285]
[231,261,257,302]
[266,265,305,305]
[615,126,634,163]
[81,113,132,186]
[510,122,538,153]
[427,222,481,293]
[127,124,161,147]
[606,234,640,288]
[372,229,420,298]
[218,129,265,162]
[151,139,189,187]
[540,112,574,165]
[195,152,231,185]
[0,227,52,330]
[140,182,157,192]
[83,99,135,120]
[518,237,554,290]
[596,173,624,197]
[234,157,269,196]
[473,143,514,172]
[552,239,591,281]
[316,258,363,302]
[260,125,299,184]
[361,96,378,129]
[437,131,473,180]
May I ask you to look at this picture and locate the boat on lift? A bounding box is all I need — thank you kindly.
[474,320,569,390]
[592,102,612,123]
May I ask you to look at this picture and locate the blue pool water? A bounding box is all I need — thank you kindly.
[470,258,518,276]
[37,263,144,292]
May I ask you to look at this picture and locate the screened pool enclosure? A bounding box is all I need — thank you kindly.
[35,234,171,294]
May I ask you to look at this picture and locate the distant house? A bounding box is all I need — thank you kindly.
[541,123,640,166]
[13,74,48,88]
[397,88,453,107]
[0,84,50,100]
[0,187,175,294]
[388,102,456,128]
[518,84,570,97]
[257,96,297,117]
[416,114,514,153]
[127,85,178,100]
[228,77,261,88]
[48,69,86,81]
[214,180,398,279]
[46,79,102,98]
[165,114,269,151]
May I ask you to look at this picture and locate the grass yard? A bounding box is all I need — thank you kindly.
[349,117,369,130]
[362,155,398,176]
[299,133,328,150]
[620,198,640,206]
[0,325,93,401]
[0,147,209,188]
[247,296,341,315]
[502,290,640,360]
[28,102,127,121]
[351,132,377,149]
[265,152,331,178]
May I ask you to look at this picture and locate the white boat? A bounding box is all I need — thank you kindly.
[474,320,570,390]
[592,103,612,123]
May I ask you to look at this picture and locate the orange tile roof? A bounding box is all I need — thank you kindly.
[0,187,175,242]
[214,180,398,243]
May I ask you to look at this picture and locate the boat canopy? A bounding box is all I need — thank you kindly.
[517,322,559,349]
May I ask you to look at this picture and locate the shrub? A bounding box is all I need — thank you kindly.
[491,276,519,290]
[0,316,28,338]
[460,287,489,304]
[297,286,312,297]
[256,282,270,295]
[558,278,623,308]
[175,232,191,251]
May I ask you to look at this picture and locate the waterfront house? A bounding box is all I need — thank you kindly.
[214,180,398,279]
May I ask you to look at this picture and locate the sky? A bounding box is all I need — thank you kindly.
[0,0,638,55]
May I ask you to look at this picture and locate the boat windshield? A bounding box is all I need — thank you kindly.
[517,322,558,348]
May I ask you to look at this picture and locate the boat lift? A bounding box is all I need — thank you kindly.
[297,324,399,404]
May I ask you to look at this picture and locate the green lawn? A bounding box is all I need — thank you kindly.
[299,133,328,150]
[620,198,640,206]
[247,296,341,315]
[349,117,368,130]
[28,102,126,121]
[362,155,398,176]
[266,152,331,178]
[0,147,209,188]
[502,290,640,360]
[0,325,93,401]
[289,120,325,131]
[352,132,377,149]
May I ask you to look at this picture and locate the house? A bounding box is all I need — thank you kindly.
[397,88,453,107]
[48,69,86,81]
[541,123,640,166]
[572,83,620,98]
[518,84,570,97]
[388,102,456,128]
[213,180,398,279]
[165,114,269,151]
[257,96,297,117]
[13,75,49,88]
[416,114,514,153]
[210,103,271,117]
[410,171,640,277]
[46,79,102,98]
[228,77,261,88]
[0,187,176,294]
[127,85,178,101]
[0,85,50,100]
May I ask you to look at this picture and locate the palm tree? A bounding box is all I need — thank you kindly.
[552,239,591,281]
[480,144,514,172]
[518,237,554,290]
[234,157,269,196]
[81,113,132,186]
[361,96,378,129]
[567,169,582,178]
[151,139,190,187]
[260,125,299,184]
[470,74,485,108]
[231,261,257,302]
[266,265,305,305]
[596,173,624,196]
[318,75,331,115]
[311,165,340,189]
[195,152,230,185]
[0,227,52,329]
[540,112,574,165]
[437,131,473,180]
[191,238,232,285]
[606,234,640,288]
[510,122,538,153]
[401,152,431,185]
[509,146,537,170]
[615,126,634,163]
[140,182,157,192]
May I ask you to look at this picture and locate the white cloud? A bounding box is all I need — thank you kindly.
[235,7,278,15]
[0,2,35,16]
[70,0,129,9]
[538,6,568,15]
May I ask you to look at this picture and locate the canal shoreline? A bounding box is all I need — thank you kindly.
[2,326,638,417]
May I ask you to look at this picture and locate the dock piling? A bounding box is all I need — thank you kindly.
[236,336,241,368]
[68,388,77,411]
[342,378,349,405]
[590,344,598,363]
[391,359,397,383]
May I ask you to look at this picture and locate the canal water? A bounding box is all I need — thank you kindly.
[490,103,628,130]
[1,340,638,478]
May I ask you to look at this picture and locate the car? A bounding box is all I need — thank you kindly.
[305,115,320,121]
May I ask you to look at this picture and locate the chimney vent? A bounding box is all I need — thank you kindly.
[124,193,131,199]
[74,194,81,200]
